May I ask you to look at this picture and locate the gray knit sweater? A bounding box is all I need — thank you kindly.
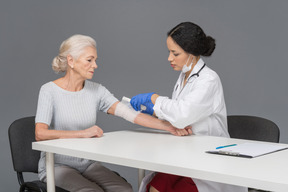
[35,80,118,180]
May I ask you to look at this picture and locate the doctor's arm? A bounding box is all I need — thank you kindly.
[154,80,216,128]
[130,78,217,129]
[151,94,159,105]
[107,101,192,136]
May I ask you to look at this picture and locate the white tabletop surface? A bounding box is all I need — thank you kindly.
[32,129,288,192]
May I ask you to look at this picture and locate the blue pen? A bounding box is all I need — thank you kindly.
[216,144,237,149]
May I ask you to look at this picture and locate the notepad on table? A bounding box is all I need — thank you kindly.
[206,142,288,158]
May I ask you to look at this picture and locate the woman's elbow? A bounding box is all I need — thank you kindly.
[35,130,44,141]
[35,124,48,141]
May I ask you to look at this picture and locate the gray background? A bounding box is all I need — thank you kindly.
[1,0,287,191]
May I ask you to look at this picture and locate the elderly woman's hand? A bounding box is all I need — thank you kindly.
[170,126,193,136]
[162,120,192,136]
[85,125,104,138]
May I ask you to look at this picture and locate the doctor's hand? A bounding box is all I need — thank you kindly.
[130,92,155,111]
[141,100,154,115]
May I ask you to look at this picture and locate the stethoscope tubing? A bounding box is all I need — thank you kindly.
[174,63,206,98]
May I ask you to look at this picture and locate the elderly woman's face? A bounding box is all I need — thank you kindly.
[166,36,192,71]
[73,46,98,80]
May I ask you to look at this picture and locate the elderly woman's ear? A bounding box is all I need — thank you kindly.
[67,54,74,69]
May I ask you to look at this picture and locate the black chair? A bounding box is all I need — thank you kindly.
[227,115,280,143]
[227,115,280,192]
[8,116,68,192]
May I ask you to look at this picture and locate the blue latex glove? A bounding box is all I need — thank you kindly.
[130,92,155,111]
[141,100,154,115]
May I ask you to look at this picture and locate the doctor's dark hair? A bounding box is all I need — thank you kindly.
[167,22,216,57]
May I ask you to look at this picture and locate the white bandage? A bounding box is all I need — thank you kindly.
[114,101,140,123]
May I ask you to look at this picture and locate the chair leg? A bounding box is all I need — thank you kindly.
[19,184,26,192]
[17,172,25,186]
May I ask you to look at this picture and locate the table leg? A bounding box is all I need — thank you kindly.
[138,169,145,189]
[46,152,55,192]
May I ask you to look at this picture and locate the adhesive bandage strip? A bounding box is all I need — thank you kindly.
[122,96,147,111]
[114,101,140,123]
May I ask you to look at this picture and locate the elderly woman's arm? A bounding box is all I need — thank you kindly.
[35,123,103,141]
[107,101,192,136]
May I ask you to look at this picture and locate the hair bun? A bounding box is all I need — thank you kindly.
[52,56,66,73]
[202,36,216,56]
[167,22,216,57]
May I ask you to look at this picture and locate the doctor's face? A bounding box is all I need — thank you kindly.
[166,36,192,71]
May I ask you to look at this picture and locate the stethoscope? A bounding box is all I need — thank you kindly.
[174,63,206,97]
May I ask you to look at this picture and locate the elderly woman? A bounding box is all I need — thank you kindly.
[35,34,191,192]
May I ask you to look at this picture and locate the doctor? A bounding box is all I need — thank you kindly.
[130,22,248,192]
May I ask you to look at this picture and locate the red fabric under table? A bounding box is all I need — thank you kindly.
[146,173,199,192]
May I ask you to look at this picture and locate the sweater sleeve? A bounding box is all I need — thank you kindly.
[98,84,118,113]
[35,85,53,126]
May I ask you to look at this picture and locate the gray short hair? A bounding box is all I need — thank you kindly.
[52,34,96,73]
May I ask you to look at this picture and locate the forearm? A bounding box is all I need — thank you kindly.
[112,101,192,136]
[35,123,91,141]
[35,128,88,141]
[134,112,170,131]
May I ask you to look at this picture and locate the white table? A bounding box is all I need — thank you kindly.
[32,129,288,192]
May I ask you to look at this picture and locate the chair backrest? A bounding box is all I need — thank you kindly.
[227,115,280,143]
[8,116,40,173]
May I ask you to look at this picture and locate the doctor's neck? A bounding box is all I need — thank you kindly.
[185,56,200,79]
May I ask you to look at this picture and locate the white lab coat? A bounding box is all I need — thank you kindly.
[139,58,248,192]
